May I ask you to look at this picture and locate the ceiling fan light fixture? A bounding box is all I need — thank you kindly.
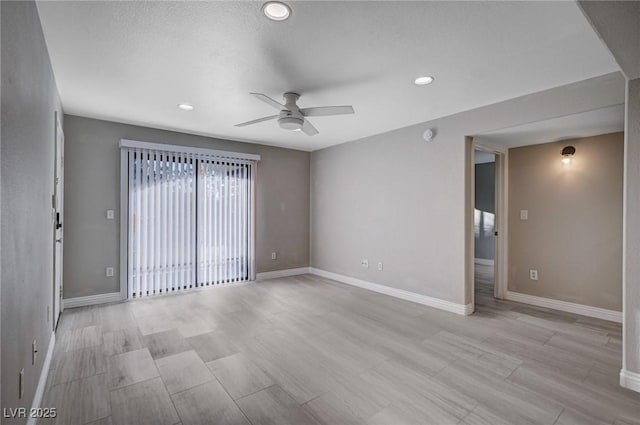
[414,76,434,86]
[262,1,291,21]
[278,116,303,131]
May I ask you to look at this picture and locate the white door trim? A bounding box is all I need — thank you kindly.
[119,149,128,301]
[53,111,64,328]
[494,149,508,300]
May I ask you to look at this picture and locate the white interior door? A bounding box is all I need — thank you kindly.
[53,114,64,328]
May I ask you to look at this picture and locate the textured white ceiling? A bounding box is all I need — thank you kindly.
[36,1,619,151]
[474,104,625,149]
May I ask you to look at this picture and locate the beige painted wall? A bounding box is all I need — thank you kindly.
[508,132,623,311]
[63,115,309,299]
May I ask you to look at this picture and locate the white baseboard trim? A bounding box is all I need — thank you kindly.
[506,291,621,323]
[26,332,55,425]
[256,267,311,281]
[63,292,123,309]
[309,267,472,316]
[620,369,640,393]
[474,258,494,266]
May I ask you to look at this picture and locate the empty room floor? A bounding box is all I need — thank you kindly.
[40,274,639,425]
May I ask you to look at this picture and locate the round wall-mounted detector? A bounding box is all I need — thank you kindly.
[423,128,435,142]
[262,1,291,21]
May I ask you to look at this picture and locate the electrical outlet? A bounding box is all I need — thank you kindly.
[361,259,369,268]
[529,269,538,281]
[377,262,383,271]
[271,252,277,260]
[32,340,37,365]
[106,267,114,277]
[19,369,24,399]
[106,209,115,220]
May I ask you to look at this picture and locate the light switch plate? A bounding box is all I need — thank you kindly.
[520,210,528,220]
[106,209,115,220]
[106,267,114,277]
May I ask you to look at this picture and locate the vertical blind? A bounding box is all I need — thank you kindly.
[124,144,256,298]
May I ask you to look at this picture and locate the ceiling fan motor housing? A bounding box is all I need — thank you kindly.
[278,95,303,130]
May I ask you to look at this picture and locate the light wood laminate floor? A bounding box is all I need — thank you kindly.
[40,274,638,425]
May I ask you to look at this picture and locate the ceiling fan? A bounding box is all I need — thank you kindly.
[235,92,355,136]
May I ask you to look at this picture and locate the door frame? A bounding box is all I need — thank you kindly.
[119,148,128,300]
[467,137,508,310]
[52,111,64,328]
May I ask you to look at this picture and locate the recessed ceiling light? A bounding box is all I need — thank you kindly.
[178,103,194,111]
[414,76,434,86]
[262,1,291,21]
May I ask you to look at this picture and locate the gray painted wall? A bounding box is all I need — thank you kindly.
[1,1,63,420]
[310,72,625,307]
[62,115,309,299]
[474,162,495,260]
[508,133,623,311]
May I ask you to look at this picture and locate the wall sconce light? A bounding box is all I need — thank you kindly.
[561,146,576,165]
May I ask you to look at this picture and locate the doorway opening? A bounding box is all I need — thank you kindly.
[467,138,507,312]
[474,148,496,303]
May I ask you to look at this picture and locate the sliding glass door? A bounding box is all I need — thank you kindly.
[197,160,250,286]
[124,146,255,298]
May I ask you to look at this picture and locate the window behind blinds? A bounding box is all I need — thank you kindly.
[123,143,256,298]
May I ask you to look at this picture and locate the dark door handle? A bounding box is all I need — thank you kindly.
[56,212,62,229]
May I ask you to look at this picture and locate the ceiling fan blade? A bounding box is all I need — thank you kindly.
[235,115,278,127]
[251,93,284,110]
[301,119,319,136]
[300,105,354,117]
